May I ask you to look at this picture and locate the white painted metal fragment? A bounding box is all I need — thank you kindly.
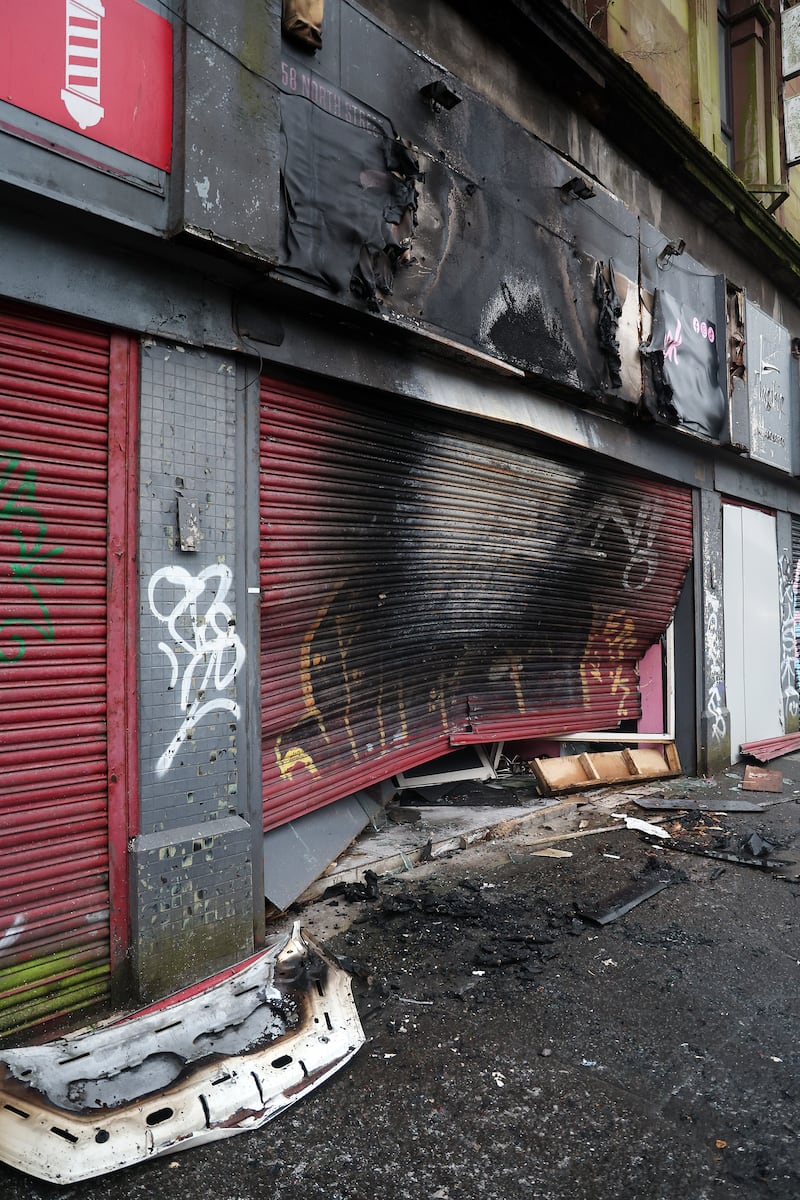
[0,924,364,1183]
[610,813,671,839]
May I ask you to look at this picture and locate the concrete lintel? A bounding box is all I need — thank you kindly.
[132,815,251,855]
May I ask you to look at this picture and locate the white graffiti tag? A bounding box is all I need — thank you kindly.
[572,498,661,591]
[148,564,246,777]
[778,551,800,723]
[704,586,728,745]
[708,681,727,745]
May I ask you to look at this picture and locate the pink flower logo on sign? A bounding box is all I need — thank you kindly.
[663,318,682,362]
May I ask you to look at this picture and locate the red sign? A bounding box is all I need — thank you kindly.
[2,0,172,171]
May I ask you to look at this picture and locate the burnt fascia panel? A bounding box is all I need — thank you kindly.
[456,0,800,305]
[280,5,640,404]
[640,229,729,442]
[180,0,281,261]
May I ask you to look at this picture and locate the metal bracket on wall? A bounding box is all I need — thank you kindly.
[177,492,200,552]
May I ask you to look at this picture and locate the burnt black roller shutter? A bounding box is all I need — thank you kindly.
[260,380,692,830]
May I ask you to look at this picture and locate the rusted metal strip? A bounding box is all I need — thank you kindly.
[741,732,800,762]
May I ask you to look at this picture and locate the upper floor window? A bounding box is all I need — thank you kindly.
[717,0,786,207]
[718,0,734,168]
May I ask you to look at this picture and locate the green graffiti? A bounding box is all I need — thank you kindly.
[0,945,109,1036]
[1,452,64,664]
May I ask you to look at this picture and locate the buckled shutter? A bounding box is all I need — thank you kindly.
[260,379,692,830]
[0,308,114,1034]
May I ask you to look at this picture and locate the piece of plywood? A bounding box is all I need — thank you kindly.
[624,747,677,777]
[742,765,783,793]
[532,745,681,795]
[586,750,630,780]
[530,756,596,792]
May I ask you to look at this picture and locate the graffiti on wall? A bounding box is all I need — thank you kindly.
[262,390,695,832]
[704,586,727,745]
[0,452,64,665]
[794,558,800,696]
[147,564,246,777]
[569,497,661,592]
[708,680,727,745]
[780,552,799,721]
[580,610,638,719]
[641,254,728,441]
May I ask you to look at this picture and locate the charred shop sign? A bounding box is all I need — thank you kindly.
[745,301,793,473]
[641,248,728,441]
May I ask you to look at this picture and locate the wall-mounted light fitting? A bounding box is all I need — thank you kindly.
[559,176,596,202]
[656,238,686,269]
[419,80,462,112]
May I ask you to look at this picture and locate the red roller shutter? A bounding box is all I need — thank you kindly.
[0,307,134,1036]
[260,379,692,830]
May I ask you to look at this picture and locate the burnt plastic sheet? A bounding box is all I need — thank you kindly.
[640,239,728,440]
[280,66,420,310]
[594,260,623,390]
[666,840,792,871]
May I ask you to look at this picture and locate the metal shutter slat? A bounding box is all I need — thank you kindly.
[0,308,112,1035]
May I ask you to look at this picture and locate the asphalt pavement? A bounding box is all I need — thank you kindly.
[3,755,800,1199]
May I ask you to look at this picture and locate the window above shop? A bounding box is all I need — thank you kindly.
[782,0,800,166]
[720,0,787,208]
[718,0,735,168]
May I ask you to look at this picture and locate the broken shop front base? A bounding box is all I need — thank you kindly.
[0,925,364,1185]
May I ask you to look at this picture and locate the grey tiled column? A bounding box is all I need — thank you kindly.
[131,340,259,1000]
[697,489,731,775]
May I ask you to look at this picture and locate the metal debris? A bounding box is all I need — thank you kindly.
[577,874,675,925]
[665,840,792,872]
[741,732,800,762]
[0,925,364,1184]
[611,813,671,839]
[633,796,768,814]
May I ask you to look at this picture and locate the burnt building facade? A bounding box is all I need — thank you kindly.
[1,0,800,1036]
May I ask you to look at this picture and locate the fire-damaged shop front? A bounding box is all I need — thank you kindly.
[2,0,800,1054]
[259,381,693,828]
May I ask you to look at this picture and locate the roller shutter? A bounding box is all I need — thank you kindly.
[260,380,692,830]
[0,308,117,1034]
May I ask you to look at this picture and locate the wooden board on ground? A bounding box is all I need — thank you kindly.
[531,743,681,796]
[741,765,783,793]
